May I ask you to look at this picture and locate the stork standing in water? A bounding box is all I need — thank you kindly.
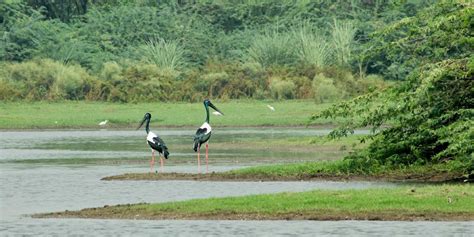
[137,113,169,173]
[193,99,223,173]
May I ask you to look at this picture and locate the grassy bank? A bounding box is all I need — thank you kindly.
[34,184,474,221]
[0,100,341,129]
[102,160,469,183]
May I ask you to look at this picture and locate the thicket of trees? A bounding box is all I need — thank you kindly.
[1,0,435,102]
[316,2,473,175]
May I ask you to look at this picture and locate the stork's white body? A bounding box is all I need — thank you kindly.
[147,131,158,144]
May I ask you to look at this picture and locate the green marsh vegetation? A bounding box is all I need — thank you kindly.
[36,184,474,221]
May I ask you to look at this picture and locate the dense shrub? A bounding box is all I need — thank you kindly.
[269,77,296,100]
[0,59,93,100]
[0,58,392,103]
[119,64,175,102]
[312,74,341,103]
[358,74,391,93]
[316,1,474,175]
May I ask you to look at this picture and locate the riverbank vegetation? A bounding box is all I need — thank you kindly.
[2,0,431,102]
[34,184,474,221]
[312,2,473,178]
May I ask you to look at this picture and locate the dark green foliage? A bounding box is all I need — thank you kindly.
[364,2,474,80]
[315,2,474,175]
[2,0,431,66]
[25,0,88,22]
[317,59,473,174]
[0,0,451,103]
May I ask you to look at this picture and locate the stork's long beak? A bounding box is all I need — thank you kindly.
[137,117,146,130]
[209,102,224,115]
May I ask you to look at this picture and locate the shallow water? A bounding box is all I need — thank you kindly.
[1,129,472,236]
[4,219,474,236]
[0,128,368,163]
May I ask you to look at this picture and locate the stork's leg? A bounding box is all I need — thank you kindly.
[151,150,155,173]
[160,154,164,173]
[197,145,201,174]
[205,143,209,173]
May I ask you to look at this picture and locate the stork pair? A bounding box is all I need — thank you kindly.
[137,99,223,173]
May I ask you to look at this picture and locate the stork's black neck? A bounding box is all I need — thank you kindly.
[205,104,210,123]
[145,118,150,134]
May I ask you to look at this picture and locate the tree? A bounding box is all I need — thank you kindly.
[314,2,474,175]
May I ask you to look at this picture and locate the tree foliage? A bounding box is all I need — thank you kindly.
[4,0,419,102]
[314,2,474,174]
[363,1,474,80]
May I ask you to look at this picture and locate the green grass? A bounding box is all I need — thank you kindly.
[0,100,342,129]
[37,184,474,220]
[223,160,468,182]
[141,184,474,217]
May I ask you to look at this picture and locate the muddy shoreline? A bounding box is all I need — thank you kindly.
[101,172,468,183]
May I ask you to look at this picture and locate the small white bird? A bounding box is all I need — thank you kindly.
[99,120,108,126]
[212,111,223,116]
[267,104,275,111]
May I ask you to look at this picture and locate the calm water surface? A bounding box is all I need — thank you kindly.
[1,129,472,236]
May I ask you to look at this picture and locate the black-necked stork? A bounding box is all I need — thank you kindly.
[193,99,223,173]
[137,113,169,173]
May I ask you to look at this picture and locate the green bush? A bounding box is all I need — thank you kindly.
[0,78,19,101]
[0,59,94,100]
[269,77,296,100]
[358,74,391,93]
[119,64,175,102]
[98,61,123,85]
[49,64,89,100]
[312,73,341,103]
[287,76,313,99]
[318,58,473,174]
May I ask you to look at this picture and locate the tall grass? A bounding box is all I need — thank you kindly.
[330,19,357,66]
[247,31,297,67]
[295,24,331,67]
[139,38,187,71]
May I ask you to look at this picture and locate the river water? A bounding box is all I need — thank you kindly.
[1,129,473,236]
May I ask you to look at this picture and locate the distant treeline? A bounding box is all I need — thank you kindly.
[0,0,461,102]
